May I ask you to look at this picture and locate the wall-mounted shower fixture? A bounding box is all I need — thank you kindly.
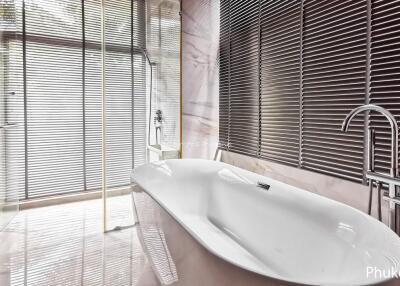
[342,104,400,233]
[142,48,155,149]
[143,48,179,162]
[154,109,163,145]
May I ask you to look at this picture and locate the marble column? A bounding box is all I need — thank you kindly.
[181,0,220,159]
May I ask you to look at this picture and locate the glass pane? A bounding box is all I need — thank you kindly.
[0,0,20,230]
[103,0,146,231]
[146,0,181,162]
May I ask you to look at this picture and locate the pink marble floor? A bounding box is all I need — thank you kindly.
[0,196,159,286]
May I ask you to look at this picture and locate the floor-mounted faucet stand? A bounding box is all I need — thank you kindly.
[342,104,400,233]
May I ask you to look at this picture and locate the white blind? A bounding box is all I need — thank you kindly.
[26,42,84,197]
[1,0,25,202]
[3,0,147,199]
[24,0,84,198]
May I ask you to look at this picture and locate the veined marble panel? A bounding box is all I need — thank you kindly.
[182,0,220,159]
[221,151,389,225]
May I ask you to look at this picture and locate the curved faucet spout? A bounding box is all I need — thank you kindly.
[341,104,399,177]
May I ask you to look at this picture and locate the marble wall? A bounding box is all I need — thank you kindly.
[221,151,388,223]
[147,0,181,150]
[181,0,219,159]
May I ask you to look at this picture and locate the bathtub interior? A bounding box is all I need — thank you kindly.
[131,159,400,286]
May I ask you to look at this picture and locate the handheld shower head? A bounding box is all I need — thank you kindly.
[142,48,151,64]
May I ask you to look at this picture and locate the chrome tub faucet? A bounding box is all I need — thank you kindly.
[342,104,400,232]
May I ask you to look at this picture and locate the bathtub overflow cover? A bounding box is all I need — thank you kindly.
[257,182,270,190]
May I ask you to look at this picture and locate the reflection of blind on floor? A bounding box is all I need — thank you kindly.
[3,0,147,199]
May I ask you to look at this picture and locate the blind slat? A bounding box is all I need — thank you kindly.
[370,0,400,174]
[3,0,147,199]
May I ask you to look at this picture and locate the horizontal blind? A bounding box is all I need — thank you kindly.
[302,0,367,182]
[228,0,259,156]
[85,0,146,189]
[25,43,84,198]
[103,0,146,188]
[260,0,301,166]
[219,0,400,185]
[105,50,133,188]
[0,0,17,31]
[84,0,102,191]
[25,0,84,198]
[3,40,25,200]
[84,48,102,190]
[133,53,146,167]
[1,0,23,201]
[133,0,146,168]
[370,0,400,174]
[218,0,230,149]
[3,0,147,198]
[24,0,82,40]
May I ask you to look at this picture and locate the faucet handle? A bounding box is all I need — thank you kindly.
[367,179,383,222]
[367,127,375,173]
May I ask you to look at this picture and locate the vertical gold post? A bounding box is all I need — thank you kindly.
[101,0,107,232]
[179,0,183,159]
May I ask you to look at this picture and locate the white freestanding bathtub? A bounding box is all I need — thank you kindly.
[131,159,400,286]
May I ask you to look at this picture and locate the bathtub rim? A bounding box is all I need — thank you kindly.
[131,159,400,286]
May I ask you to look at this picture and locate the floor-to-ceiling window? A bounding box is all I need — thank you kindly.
[2,0,147,200]
[1,0,21,229]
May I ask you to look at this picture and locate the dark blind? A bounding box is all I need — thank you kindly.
[218,0,230,149]
[370,0,400,174]
[302,0,367,182]
[219,0,400,184]
[260,0,301,166]
[227,0,260,156]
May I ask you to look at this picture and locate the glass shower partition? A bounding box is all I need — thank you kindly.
[102,0,147,231]
[0,0,20,230]
[102,0,181,232]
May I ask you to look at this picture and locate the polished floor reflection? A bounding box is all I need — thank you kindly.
[0,195,159,286]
